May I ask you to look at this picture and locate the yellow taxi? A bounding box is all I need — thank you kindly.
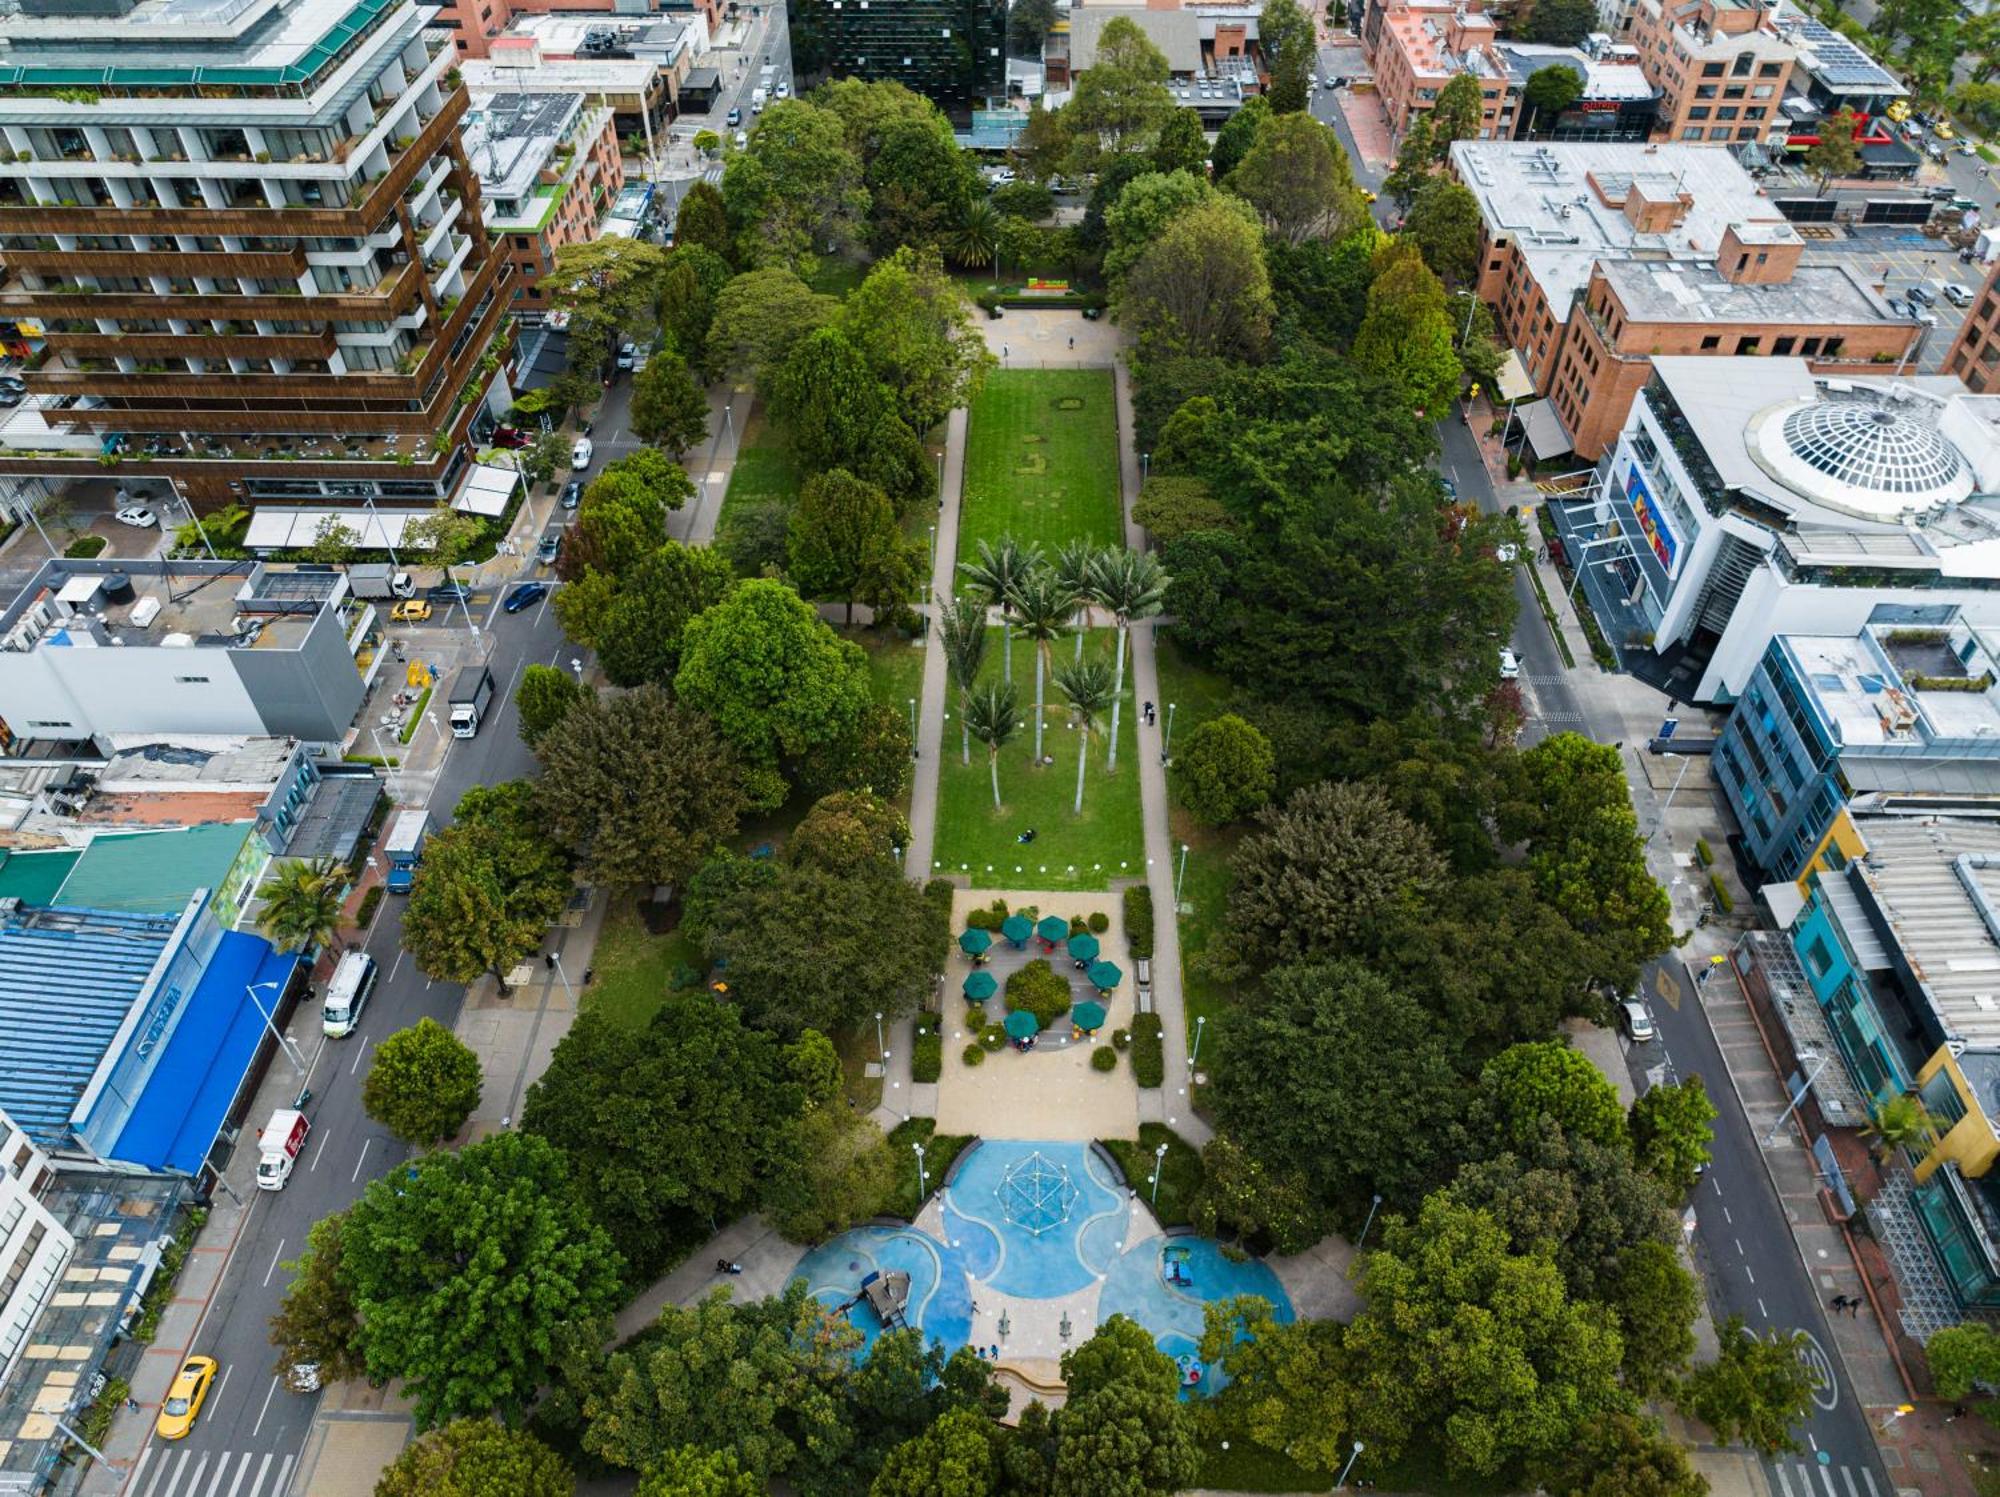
[155,1356,218,1440]
[388,598,432,624]
[1361,188,1378,204]
[1936,119,1957,140]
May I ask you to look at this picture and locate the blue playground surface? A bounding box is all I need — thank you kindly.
[791,1139,1293,1388]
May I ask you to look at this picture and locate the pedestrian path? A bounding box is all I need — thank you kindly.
[124,1446,296,1497]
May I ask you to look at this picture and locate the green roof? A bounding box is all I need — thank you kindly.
[54,825,256,915]
[0,849,81,907]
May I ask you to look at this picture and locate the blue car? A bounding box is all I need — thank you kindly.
[503,582,549,613]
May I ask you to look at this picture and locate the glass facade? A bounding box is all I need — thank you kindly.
[789,0,1007,119]
[1716,640,1842,880]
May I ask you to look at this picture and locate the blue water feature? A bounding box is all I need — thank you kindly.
[786,1139,1294,1385]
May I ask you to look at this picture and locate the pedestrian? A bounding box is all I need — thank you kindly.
[1949,1404,1970,1422]
[1829,1294,1849,1312]
[583,966,595,985]
[124,1397,140,1413]
[544,953,556,971]
[1068,335,1075,350]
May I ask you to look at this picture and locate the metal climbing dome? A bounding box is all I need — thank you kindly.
[997,1149,1079,1237]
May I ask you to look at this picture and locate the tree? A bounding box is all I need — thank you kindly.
[402,782,573,985]
[1354,241,1460,414]
[340,1131,623,1428]
[675,180,731,259]
[1120,196,1273,361]
[1342,1195,1631,1476]
[866,117,977,254]
[937,592,989,765]
[959,536,1041,683]
[766,1108,900,1242]
[1864,1092,1938,1161]
[1607,1240,1702,1397]
[1173,714,1276,824]
[1259,0,1317,114]
[1133,475,1230,542]
[1212,959,1466,1219]
[1521,64,1585,136]
[675,580,872,807]
[376,1420,573,1497]
[1927,1322,2000,1398]
[305,515,358,565]
[1540,1412,1710,1497]
[1381,114,1436,209]
[515,663,585,748]
[1481,1040,1630,1152]
[1677,1319,1818,1454]
[1052,539,1100,666]
[944,198,1001,270]
[1052,1317,1198,1497]
[660,244,732,370]
[522,428,568,490]
[640,1447,765,1497]
[1009,567,1078,766]
[1066,17,1176,170]
[788,790,909,874]
[1211,95,1271,181]
[966,681,1020,810]
[1223,780,1448,975]
[1801,108,1864,195]
[1102,171,1217,291]
[362,1018,483,1145]
[1011,103,1073,181]
[546,235,674,372]
[1403,178,1483,285]
[799,700,916,804]
[1429,72,1484,153]
[591,541,736,688]
[1152,107,1209,176]
[523,1001,806,1276]
[536,685,745,889]
[873,1407,1000,1497]
[631,348,710,455]
[268,1212,368,1387]
[789,468,903,622]
[1630,1077,1717,1194]
[1525,0,1598,43]
[1451,289,1505,392]
[770,327,886,475]
[1226,112,1367,247]
[706,267,838,390]
[255,856,346,954]
[721,98,869,271]
[1008,0,1058,54]
[1053,660,1115,815]
[842,246,994,434]
[1191,1134,1328,1255]
[1087,548,1166,770]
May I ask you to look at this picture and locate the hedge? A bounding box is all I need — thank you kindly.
[963,1044,986,1067]
[879,1120,974,1219]
[1099,1125,1205,1227]
[1131,1012,1164,1087]
[64,534,107,559]
[1124,885,1154,959]
[354,885,385,929]
[911,1019,942,1084]
[1694,837,1714,868]
[1087,910,1109,934]
[1709,872,1735,914]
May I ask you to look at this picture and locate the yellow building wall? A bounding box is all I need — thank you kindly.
[1797,810,1868,896]
[1914,1049,2000,1184]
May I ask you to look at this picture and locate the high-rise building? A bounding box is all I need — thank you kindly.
[788,0,1007,120]
[0,0,516,513]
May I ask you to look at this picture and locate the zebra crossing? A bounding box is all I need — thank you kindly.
[1770,1458,1882,1497]
[125,1446,296,1497]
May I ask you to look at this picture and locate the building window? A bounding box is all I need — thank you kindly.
[1681,125,1704,139]
[1689,106,1710,119]
[173,675,211,684]
[1702,61,1724,76]
[1804,936,1834,977]
[1773,336,1796,355]
[1800,336,1822,356]
[1701,334,1721,350]
[1736,336,1761,355]
[1717,106,1739,120]
[1824,336,1844,358]
[1760,61,1783,76]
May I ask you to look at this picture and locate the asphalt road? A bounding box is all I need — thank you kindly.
[119,590,574,1497]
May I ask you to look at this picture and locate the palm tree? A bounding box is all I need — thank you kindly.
[1864,1093,1936,1163]
[1087,548,1169,771]
[936,591,989,766]
[958,536,1041,684]
[945,199,1001,272]
[1009,568,1079,768]
[965,681,1020,811]
[1055,660,1116,816]
[1053,540,1101,665]
[255,856,347,954]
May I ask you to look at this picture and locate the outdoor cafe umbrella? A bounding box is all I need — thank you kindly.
[1066,932,1100,964]
[1002,913,1035,947]
[1005,1009,1041,1040]
[1036,915,1070,947]
[1072,999,1107,1033]
[1087,960,1123,993]
[959,927,993,958]
[964,969,998,1001]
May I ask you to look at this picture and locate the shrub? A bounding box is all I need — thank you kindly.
[963,1044,986,1067]
[988,897,1009,920]
[1124,885,1154,958]
[965,908,996,931]
[1112,1027,1131,1051]
[965,1005,987,1029]
[1092,1046,1119,1073]
[1710,872,1735,914]
[1005,959,1072,1029]
[980,1023,1006,1051]
[1695,837,1714,867]
[1131,1013,1164,1087]
[1087,910,1110,934]
[355,885,384,929]
[63,535,107,559]
[1069,915,1089,937]
[911,1022,942,1084]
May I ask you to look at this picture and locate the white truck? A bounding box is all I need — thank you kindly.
[750,86,767,112]
[255,1109,310,1191]
[348,564,415,602]
[447,665,494,739]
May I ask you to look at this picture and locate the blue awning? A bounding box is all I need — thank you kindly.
[109,934,298,1175]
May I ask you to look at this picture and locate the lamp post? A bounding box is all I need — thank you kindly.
[1160,702,1177,765]
[1190,1012,1206,1073]
[1765,1050,1833,1145]
[1174,843,1190,908]
[1356,1192,1384,1250]
[246,979,308,1080]
[909,696,919,758]
[1646,752,1690,845]
[914,1139,928,1198]
[929,522,937,575]
[549,952,576,1003]
[1141,451,1150,484]
[936,449,945,503]
[1336,1441,1365,1491]
[1150,1140,1168,1206]
[875,1010,886,1067]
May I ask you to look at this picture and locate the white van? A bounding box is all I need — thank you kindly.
[322,951,377,1038]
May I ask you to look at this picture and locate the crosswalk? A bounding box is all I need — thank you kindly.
[126,1447,296,1497]
[1771,1459,1882,1497]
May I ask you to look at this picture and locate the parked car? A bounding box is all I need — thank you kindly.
[536,526,563,565]
[561,479,584,510]
[1937,119,1957,139]
[1619,997,1656,1042]
[389,598,432,623]
[726,106,742,126]
[114,505,157,528]
[1907,283,1938,306]
[1946,281,1977,307]
[428,581,472,605]
[504,581,550,613]
[490,425,532,449]
[1928,183,1961,200]
[1499,646,1521,680]
[156,1358,219,1440]
[571,435,594,469]
[615,342,637,371]
[777,80,790,97]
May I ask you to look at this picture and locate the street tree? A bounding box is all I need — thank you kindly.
[591,541,736,688]
[674,180,731,259]
[788,468,903,622]
[630,349,709,455]
[1120,195,1273,361]
[1521,65,1585,136]
[1103,171,1217,291]
[1066,17,1176,170]
[376,1420,572,1497]
[1480,1040,1630,1151]
[639,1448,764,1497]
[1927,1322,2000,1397]
[536,684,745,889]
[660,244,732,370]
[1429,73,1484,153]
[255,856,346,954]
[404,504,482,611]
[340,1131,623,1428]
[1525,0,1598,42]
[305,516,358,566]
[841,246,994,435]
[401,781,573,986]
[1676,1318,1818,1454]
[958,536,1042,682]
[1226,112,1367,246]
[268,1212,368,1386]
[787,791,909,875]
[966,681,1021,810]
[936,592,990,765]
[705,267,838,391]
[1198,1297,1353,1474]
[1087,547,1167,769]
[1354,240,1460,415]
[1803,109,1865,195]
[1606,1240,1702,1397]
[1630,1076,1717,1195]
[1010,103,1073,181]
[1404,178,1484,284]
[362,1018,483,1145]
[1009,567,1079,766]
[546,234,673,372]
[873,1407,1000,1497]
[1381,114,1437,208]
[1173,714,1276,825]
[1053,659,1116,815]
[866,117,977,254]
[720,98,869,271]
[1539,1412,1710,1497]
[1152,107,1210,175]
[1258,0,1317,113]
[522,429,568,491]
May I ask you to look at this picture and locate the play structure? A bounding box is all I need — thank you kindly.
[998,1149,1080,1238]
[1161,1245,1193,1288]
[834,1269,911,1330]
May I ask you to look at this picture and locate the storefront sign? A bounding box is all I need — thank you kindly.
[1627,466,1678,571]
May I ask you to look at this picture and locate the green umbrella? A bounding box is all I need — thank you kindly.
[1036,915,1069,945]
[1005,1009,1041,1039]
[1088,960,1123,992]
[964,970,998,1001]
[1002,913,1035,946]
[959,927,993,957]
[1073,1000,1107,1032]
[1066,932,1101,963]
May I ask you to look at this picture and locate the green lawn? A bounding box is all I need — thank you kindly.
[1194,1435,1334,1494]
[957,369,1124,567]
[715,409,800,540]
[1099,1123,1204,1227]
[933,629,1143,892]
[581,895,700,1029]
[881,1119,974,1220]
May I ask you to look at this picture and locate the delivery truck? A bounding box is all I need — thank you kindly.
[447,665,494,738]
[348,564,415,601]
[256,1109,310,1191]
[383,808,431,893]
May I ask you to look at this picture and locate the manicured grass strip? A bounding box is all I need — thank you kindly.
[957,368,1124,567]
[1099,1123,1203,1227]
[715,409,800,547]
[932,630,1143,892]
[581,895,701,1030]
[882,1119,974,1220]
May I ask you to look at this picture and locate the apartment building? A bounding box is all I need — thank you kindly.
[0,1116,70,1377]
[1627,0,1795,144]
[465,92,622,312]
[0,0,514,513]
[463,44,673,155]
[1370,0,1513,138]
[1945,258,2000,395]
[1455,141,1920,459]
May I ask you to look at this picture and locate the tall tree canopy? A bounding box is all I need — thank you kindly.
[1226,112,1369,246]
[841,245,994,433]
[1120,195,1273,361]
[402,781,572,984]
[720,98,869,270]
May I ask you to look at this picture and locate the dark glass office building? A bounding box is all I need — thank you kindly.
[789,0,1007,119]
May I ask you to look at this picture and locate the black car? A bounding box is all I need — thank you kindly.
[560,479,584,511]
[504,581,550,613]
[1907,283,1938,307]
[427,581,473,605]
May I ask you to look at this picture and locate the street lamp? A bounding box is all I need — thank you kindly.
[1141,451,1150,484]
[548,952,576,1002]
[909,696,919,758]
[1190,1013,1206,1072]
[1150,1140,1168,1206]
[1765,1050,1833,1145]
[1174,843,1190,908]
[1336,1441,1365,1490]
[1160,702,1178,765]
[246,979,309,1080]
[875,1010,886,1067]
[914,1139,928,1198]
[1356,1193,1384,1249]
[1646,752,1691,845]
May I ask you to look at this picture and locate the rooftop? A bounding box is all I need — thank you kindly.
[1781,629,2000,751]
[1496,41,1657,100]
[1382,4,1501,82]
[463,89,584,204]
[1599,257,1891,326]
[461,52,660,94]
[0,560,335,655]
[1774,8,1903,95]
[1850,816,2000,1051]
[1067,7,1204,73]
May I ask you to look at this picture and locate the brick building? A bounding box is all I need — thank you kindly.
[1627,0,1795,145]
[465,93,623,314]
[1944,258,2000,395]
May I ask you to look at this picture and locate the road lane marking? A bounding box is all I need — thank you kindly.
[1774,1462,1796,1497]
[352,1137,375,1182]
[1736,1238,1745,1255]
[202,1454,231,1497]
[1863,1468,1881,1496]
[212,1364,231,1413]
[1820,1463,1838,1497]
[1746,1265,1756,1284]
[250,1377,280,1440]
[225,1453,257,1497]
[241,1454,273,1497]
[308,1129,330,1172]
[1843,1468,1860,1496]
[261,1240,285,1287]
[1759,1297,1769,1317]
[387,948,405,984]
[129,1446,156,1494]
[349,1037,372,1076]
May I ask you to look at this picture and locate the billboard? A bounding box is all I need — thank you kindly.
[1627,465,1677,572]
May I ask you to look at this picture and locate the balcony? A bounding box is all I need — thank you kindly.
[46,328,339,361]
[0,246,309,279]
[0,260,426,322]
